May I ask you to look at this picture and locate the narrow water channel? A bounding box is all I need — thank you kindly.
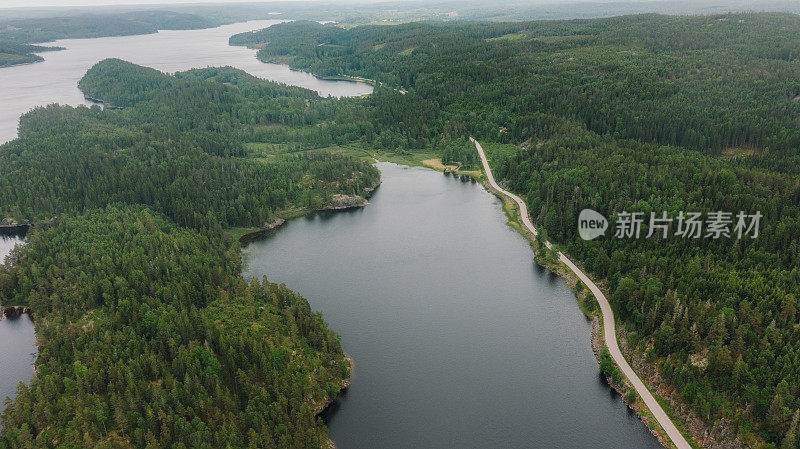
[0,232,35,411]
[243,163,662,448]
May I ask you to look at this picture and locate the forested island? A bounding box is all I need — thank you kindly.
[230,14,800,448]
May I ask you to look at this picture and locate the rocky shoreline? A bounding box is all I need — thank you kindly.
[315,355,353,449]
[239,182,381,245]
[0,305,33,321]
[617,328,749,449]
[83,96,124,110]
[0,217,30,233]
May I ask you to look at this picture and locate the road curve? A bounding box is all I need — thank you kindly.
[471,137,691,449]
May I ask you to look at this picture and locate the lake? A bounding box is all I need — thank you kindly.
[243,163,662,448]
[0,19,372,144]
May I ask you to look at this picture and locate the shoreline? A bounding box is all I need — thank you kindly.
[470,143,752,449]
[311,354,353,449]
[470,137,694,449]
[249,54,404,95]
[486,178,684,448]
[238,181,381,245]
[233,180,379,447]
[0,305,33,321]
[83,96,124,110]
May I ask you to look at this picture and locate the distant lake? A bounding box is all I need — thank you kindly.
[243,163,662,448]
[0,19,372,144]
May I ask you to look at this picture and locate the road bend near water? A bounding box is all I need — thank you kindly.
[472,137,692,449]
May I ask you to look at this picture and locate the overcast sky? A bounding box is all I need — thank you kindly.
[2,0,306,8]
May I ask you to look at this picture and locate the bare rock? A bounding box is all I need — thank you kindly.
[327,194,368,210]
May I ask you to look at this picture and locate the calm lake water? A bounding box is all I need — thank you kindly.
[0,233,35,410]
[243,163,661,448]
[0,19,372,144]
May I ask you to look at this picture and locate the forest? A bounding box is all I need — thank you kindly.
[0,42,62,68]
[1,59,380,228]
[1,206,349,448]
[230,14,800,447]
[5,10,800,448]
[0,59,379,448]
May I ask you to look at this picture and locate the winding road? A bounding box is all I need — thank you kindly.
[471,137,691,449]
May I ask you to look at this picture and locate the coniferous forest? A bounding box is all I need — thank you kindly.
[229,14,800,447]
[4,10,800,449]
[0,59,378,448]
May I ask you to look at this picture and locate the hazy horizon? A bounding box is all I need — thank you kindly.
[0,0,730,11]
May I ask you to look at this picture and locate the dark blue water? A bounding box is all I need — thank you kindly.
[243,162,662,449]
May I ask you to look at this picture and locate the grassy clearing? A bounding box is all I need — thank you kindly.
[225,226,261,241]
[422,158,457,171]
[398,46,417,55]
[486,32,530,42]
[369,149,440,167]
[243,141,441,167]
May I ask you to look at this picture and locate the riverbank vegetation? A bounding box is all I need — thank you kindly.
[231,14,800,447]
[0,59,379,447]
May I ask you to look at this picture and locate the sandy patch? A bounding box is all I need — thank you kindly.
[422,158,457,171]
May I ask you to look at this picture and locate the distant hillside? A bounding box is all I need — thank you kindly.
[0,10,220,67]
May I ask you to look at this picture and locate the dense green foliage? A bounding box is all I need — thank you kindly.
[232,14,800,161]
[0,206,348,448]
[1,59,379,228]
[232,15,800,446]
[0,59,380,447]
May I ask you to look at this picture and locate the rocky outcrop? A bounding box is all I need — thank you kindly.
[239,181,380,246]
[618,328,748,449]
[1,305,32,320]
[327,194,368,210]
[83,96,124,110]
[314,355,353,416]
[0,217,30,232]
[363,181,381,197]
